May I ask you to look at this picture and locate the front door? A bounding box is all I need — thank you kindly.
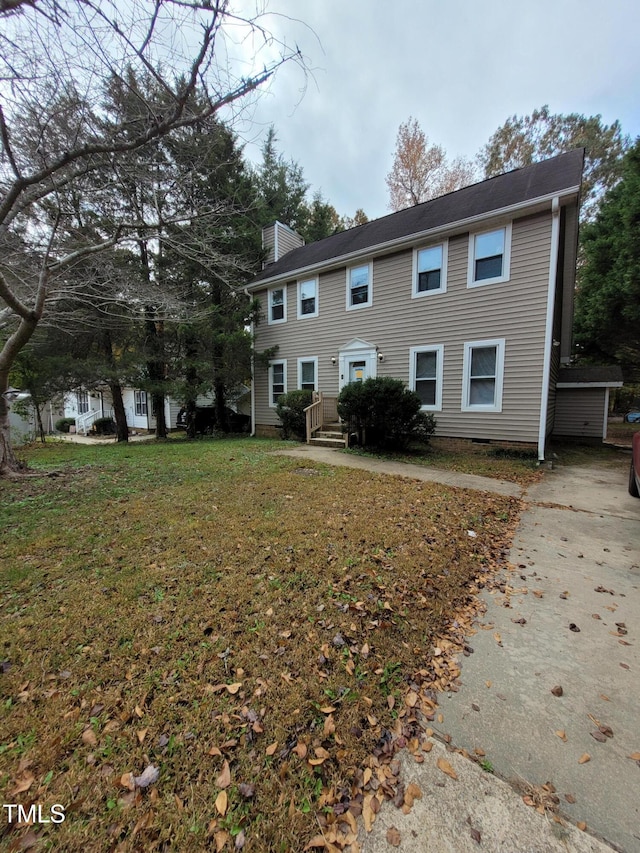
[349,360,367,383]
[338,339,378,392]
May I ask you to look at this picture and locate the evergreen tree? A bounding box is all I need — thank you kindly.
[574,139,640,380]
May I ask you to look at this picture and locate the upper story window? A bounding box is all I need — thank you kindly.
[413,242,447,297]
[346,262,372,310]
[297,278,318,318]
[462,339,505,412]
[134,390,148,416]
[268,286,287,324]
[468,224,511,287]
[409,345,443,411]
[269,359,287,407]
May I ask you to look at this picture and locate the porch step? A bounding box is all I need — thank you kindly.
[309,436,346,448]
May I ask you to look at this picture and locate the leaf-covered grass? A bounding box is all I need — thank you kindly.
[0,438,519,852]
[343,439,542,486]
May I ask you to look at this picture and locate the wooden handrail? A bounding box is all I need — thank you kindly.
[304,392,323,443]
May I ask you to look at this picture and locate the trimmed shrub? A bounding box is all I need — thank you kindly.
[337,377,435,449]
[55,417,76,433]
[92,417,116,435]
[275,389,313,440]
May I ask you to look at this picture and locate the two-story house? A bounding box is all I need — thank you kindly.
[246,150,621,459]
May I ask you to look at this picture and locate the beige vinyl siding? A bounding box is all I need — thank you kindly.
[254,212,554,443]
[553,388,607,438]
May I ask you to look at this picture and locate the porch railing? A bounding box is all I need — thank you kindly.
[304,391,323,443]
[75,409,101,435]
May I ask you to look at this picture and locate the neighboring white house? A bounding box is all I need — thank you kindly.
[61,385,250,434]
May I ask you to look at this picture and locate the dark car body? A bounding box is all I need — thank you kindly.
[629,431,640,498]
[176,406,250,434]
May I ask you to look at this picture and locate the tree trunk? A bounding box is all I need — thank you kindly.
[0,376,26,476]
[34,401,46,443]
[214,376,228,432]
[109,381,129,442]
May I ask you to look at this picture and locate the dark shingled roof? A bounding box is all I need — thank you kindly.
[250,148,584,286]
[558,365,623,385]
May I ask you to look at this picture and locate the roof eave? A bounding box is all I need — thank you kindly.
[246,185,581,291]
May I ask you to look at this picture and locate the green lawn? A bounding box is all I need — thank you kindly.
[0,438,519,852]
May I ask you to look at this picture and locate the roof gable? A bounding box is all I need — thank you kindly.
[249,149,584,287]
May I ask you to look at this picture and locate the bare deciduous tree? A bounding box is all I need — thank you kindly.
[0,0,306,476]
[386,117,476,211]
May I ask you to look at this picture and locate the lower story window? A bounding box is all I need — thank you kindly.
[135,390,148,416]
[298,357,317,391]
[462,339,505,412]
[409,345,443,410]
[269,359,287,407]
[76,390,89,415]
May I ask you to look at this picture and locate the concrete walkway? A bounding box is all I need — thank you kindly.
[276,446,639,852]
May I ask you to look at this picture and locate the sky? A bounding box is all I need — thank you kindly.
[227,0,640,222]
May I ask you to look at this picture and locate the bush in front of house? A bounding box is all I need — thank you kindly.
[275,389,313,440]
[92,417,116,435]
[337,377,436,449]
[55,417,76,433]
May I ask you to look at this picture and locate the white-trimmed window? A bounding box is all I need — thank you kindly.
[346,262,372,309]
[135,390,148,416]
[413,242,447,297]
[297,357,318,391]
[76,390,89,415]
[409,346,443,411]
[268,286,287,324]
[467,224,511,287]
[269,359,287,407]
[462,339,505,412]
[297,277,318,318]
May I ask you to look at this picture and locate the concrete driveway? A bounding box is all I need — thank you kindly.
[276,446,639,851]
[368,457,639,853]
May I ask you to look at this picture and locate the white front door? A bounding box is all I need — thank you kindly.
[338,339,378,391]
[349,359,367,383]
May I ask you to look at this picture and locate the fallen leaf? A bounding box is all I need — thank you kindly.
[215,790,228,816]
[555,730,567,742]
[386,826,401,846]
[304,836,327,849]
[494,632,503,646]
[590,730,607,742]
[133,764,159,788]
[226,682,242,695]
[234,829,246,850]
[265,742,278,756]
[628,752,640,761]
[238,782,255,799]
[565,793,576,804]
[136,729,147,745]
[216,760,231,789]
[436,757,457,780]
[569,623,581,632]
[578,753,590,764]
[10,772,35,795]
[577,821,587,831]
[551,685,563,697]
[82,728,98,747]
[215,830,230,852]
[470,826,482,843]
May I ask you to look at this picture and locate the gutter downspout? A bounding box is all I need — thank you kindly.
[244,287,256,436]
[537,197,561,461]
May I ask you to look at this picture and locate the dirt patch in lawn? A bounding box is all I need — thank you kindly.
[0,439,519,852]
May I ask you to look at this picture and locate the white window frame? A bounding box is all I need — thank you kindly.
[267,285,287,325]
[461,339,505,412]
[409,345,444,411]
[297,357,318,392]
[134,390,148,416]
[76,390,89,415]
[467,224,512,288]
[412,241,448,298]
[268,359,287,408]
[346,261,373,310]
[297,277,318,319]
